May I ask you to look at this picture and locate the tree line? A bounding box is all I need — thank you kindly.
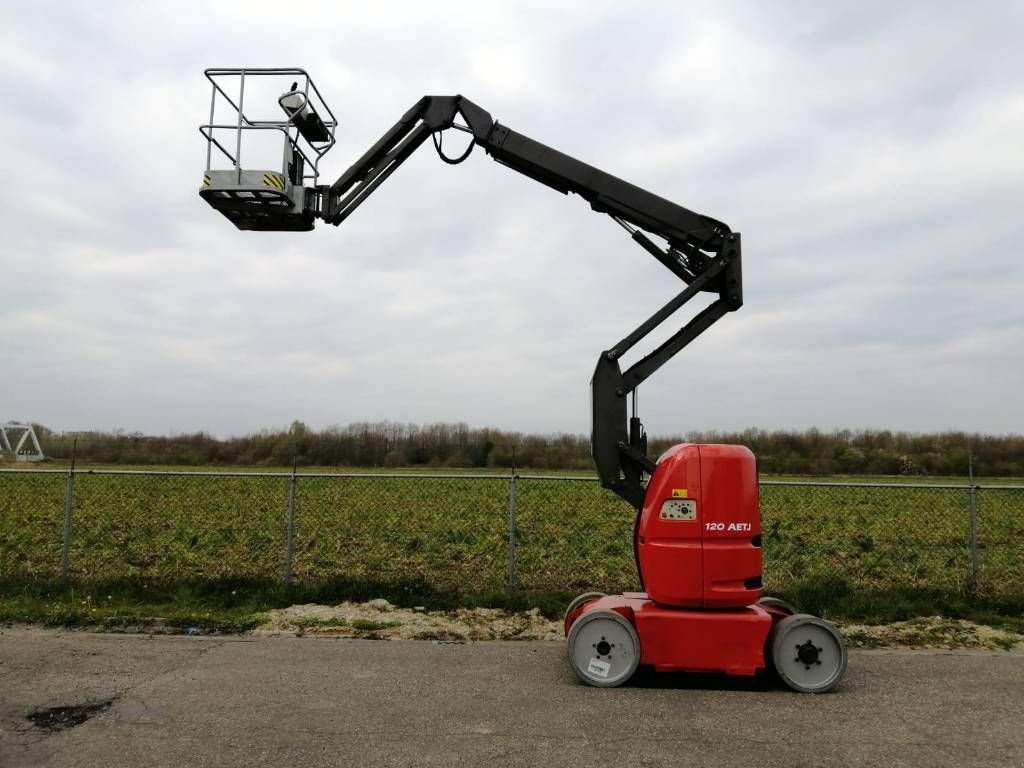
[19,422,1024,477]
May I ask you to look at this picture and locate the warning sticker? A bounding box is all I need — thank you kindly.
[671,489,688,498]
[262,172,286,190]
[587,658,611,678]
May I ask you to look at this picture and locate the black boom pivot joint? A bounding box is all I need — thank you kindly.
[199,77,742,510]
[592,230,742,509]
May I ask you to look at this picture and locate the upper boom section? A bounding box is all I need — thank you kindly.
[323,95,731,258]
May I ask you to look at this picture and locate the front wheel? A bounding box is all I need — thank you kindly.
[770,613,847,693]
[566,609,641,687]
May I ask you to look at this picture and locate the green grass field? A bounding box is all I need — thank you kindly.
[1,465,1021,630]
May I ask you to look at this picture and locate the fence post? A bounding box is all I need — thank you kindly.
[506,471,518,592]
[967,484,979,596]
[59,440,77,581]
[284,462,297,586]
[59,470,75,581]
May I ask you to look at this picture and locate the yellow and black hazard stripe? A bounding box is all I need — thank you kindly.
[262,173,286,190]
[203,174,211,187]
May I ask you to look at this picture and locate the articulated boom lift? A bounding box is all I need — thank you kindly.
[199,68,846,692]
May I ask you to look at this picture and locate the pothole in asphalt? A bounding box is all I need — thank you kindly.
[26,699,115,732]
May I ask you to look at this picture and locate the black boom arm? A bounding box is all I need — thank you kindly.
[317,95,742,510]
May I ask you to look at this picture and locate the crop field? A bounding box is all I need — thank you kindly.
[1,467,1022,618]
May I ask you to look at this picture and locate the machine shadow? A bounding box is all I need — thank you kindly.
[627,666,780,693]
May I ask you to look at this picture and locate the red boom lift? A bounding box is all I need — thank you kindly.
[198,68,847,693]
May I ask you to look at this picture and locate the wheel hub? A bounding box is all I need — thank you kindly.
[594,638,614,657]
[795,639,823,669]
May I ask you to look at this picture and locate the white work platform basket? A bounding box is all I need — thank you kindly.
[199,68,338,231]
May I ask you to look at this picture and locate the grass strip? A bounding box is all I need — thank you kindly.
[1,577,1021,637]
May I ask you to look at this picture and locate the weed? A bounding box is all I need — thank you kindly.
[290,616,350,629]
[350,619,401,632]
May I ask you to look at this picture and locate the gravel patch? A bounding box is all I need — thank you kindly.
[255,599,564,641]
[255,600,1023,650]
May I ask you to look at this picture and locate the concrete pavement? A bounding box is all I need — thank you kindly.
[1,627,1022,767]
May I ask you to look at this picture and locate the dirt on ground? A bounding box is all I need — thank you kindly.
[254,599,564,641]
[254,600,1024,650]
[840,616,1023,651]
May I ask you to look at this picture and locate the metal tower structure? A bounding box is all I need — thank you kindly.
[0,422,45,462]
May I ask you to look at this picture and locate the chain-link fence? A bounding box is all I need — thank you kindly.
[1,469,1021,601]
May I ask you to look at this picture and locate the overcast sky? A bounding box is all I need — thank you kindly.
[1,1,1022,438]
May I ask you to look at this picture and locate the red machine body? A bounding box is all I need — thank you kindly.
[566,444,777,677]
[569,593,774,676]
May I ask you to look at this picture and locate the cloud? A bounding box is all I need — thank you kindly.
[1,1,1021,437]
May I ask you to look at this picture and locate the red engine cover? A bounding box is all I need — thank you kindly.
[637,444,762,609]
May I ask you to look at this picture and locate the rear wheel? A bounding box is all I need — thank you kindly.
[758,596,798,615]
[770,613,847,693]
[563,591,606,626]
[566,609,641,687]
